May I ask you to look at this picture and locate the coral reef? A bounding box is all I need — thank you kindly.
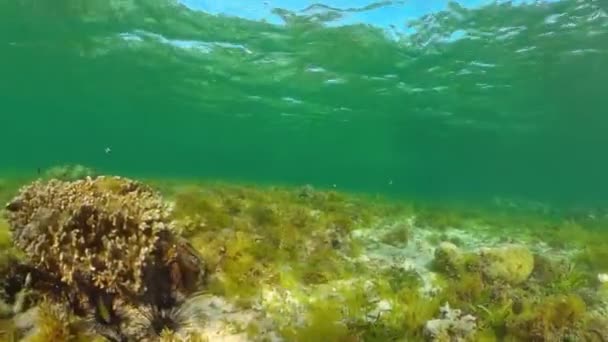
[0,175,607,341]
[2,176,206,341]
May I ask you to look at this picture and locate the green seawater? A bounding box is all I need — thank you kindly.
[2,2,608,341]
[0,0,607,205]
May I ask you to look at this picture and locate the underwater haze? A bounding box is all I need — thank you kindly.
[4,2,608,341]
[1,0,608,206]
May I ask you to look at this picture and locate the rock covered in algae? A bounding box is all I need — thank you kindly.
[433,242,464,275]
[480,244,534,285]
[3,176,203,299]
[432,240,535,286]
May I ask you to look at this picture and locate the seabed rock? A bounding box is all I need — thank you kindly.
[480,244,534,285]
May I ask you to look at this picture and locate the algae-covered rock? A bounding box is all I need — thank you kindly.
[379,223,411,247]
[505,294,587,341]
[433,242,465,275]
[480,244,534,285]
[531,254,564,284]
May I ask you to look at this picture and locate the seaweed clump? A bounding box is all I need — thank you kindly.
[3,176,206,341]
[505,294,588,341]
[167,183,376,305]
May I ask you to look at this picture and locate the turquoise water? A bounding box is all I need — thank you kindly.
[1,0,607,206]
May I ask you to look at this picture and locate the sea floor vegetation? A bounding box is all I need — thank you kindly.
[0,166,607,341]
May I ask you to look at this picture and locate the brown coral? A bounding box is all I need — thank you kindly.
[3,176,204,313]
[5,177,171,295]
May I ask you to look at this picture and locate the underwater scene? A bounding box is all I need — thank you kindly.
[1,0,608,341]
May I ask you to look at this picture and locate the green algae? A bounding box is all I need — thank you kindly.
[399,290,443,338]
[0,221,10,250]
[0,299,105,342]
[139,180,608,341]
[170,182,374,301]
[504,294,588,341]
[283,301,350,342]
[576,245,608,273]
[0,174,607,341]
